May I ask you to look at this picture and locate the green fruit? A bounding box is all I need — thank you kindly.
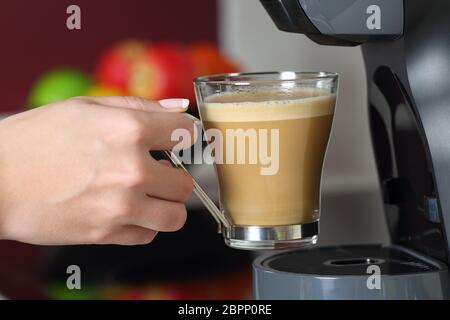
[28,68,92,108]
[47,283,99,300]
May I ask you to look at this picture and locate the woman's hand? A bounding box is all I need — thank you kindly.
[0,96,195,245]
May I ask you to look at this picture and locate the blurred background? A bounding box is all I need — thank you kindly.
[0,0,389,299]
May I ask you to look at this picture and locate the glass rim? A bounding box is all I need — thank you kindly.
[194,71,338,85]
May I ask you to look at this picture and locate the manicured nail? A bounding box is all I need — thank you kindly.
[159,98,190,110]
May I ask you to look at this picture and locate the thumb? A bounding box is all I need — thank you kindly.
[81,96,190,113]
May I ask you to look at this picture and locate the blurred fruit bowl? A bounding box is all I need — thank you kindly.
[28,40,239,110]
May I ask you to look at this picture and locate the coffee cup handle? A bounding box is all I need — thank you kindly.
[161,115,230,234]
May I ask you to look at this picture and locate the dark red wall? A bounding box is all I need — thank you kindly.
[0,0,217,112]
[0,0,217,299]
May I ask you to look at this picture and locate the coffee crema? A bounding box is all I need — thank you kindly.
[200,89,336,226]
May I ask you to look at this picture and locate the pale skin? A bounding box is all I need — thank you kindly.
[0,96,195,246]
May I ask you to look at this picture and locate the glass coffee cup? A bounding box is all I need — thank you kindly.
[165,72,338,250]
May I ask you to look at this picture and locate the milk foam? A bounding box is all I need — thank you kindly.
[201,89,336,122]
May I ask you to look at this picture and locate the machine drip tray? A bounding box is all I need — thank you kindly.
[253,245,450,299]
[262,245,439,276]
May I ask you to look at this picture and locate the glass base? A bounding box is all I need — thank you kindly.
[223,221,319,250]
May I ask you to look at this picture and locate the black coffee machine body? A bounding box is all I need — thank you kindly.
[253,0,450,299]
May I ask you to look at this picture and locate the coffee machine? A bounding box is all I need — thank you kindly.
[253,0,450,299]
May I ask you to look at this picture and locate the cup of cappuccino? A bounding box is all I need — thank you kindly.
[168,72,337,250]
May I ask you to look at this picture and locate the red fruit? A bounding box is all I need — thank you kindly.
[95,40,147,92]
[188,42,240,77]
[128,43,195,101]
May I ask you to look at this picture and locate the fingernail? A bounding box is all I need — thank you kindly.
[159,98,190,110]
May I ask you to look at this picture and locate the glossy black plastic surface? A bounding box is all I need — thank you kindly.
[264,245,440,275]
